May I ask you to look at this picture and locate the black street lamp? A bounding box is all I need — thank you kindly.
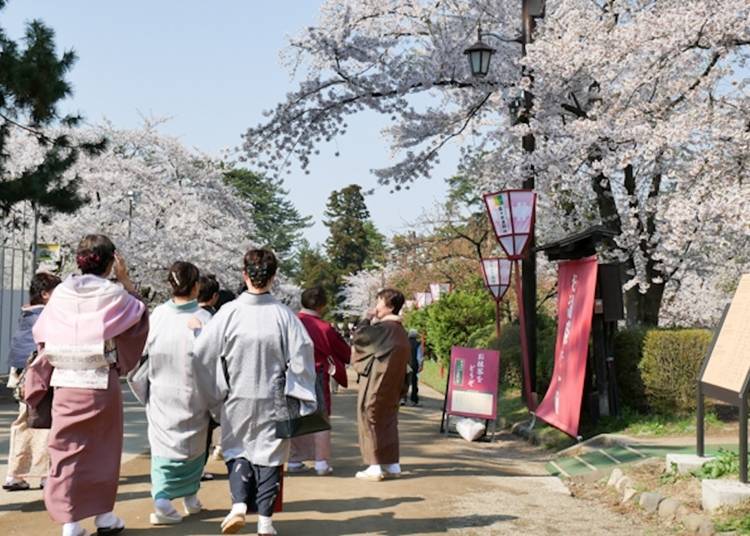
[463,29,495,77]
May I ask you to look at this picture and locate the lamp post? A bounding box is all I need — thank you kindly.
[464,0,545,398]
[125,190,136,239]
[480,258,513,338]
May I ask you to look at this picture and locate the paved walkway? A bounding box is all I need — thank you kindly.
[0,379,649,535]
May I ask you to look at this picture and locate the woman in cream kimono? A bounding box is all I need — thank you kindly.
[141,261,212,525]
[24,235,149,536]
[192,249,316,536]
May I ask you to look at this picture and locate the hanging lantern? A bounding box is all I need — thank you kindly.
[464,29,495,77]
[481,258,513,301]
[483,189,536,259]
[414,292,434,309]
[429,283,452,301]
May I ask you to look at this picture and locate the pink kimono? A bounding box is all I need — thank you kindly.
[24,275,148,524]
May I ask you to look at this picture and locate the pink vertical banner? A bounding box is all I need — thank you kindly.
[535,257,598,438]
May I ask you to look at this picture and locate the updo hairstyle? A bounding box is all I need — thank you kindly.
[197,274,220,303]
[167,261,200,298]
[243,249,278,290]
[76,234,116,276]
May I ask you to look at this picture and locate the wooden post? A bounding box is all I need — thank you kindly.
[697,382,705,457]
[741,394,748,484]
[495,299,502,339]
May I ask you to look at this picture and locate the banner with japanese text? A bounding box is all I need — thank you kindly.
[446,346,500,420]
[535,257,598,437]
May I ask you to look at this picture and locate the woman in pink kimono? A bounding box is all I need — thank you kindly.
[24,235,149,536]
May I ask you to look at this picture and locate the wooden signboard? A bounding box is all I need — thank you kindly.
[697,274,750,482]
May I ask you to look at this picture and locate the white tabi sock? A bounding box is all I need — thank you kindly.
[94,511,121,528]
[314,460,330,472]
[230,502,247,516]
[364,464,383,476]
[383,463,401,474]
[62,521,84,536]
[287,461,304,469]
[154,498,177,515]
[184,494,201,511]
[258,514,276,534]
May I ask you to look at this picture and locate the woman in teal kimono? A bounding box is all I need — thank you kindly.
[141,261,211,525]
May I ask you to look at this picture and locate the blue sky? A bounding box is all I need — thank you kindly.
[2,1,457,246]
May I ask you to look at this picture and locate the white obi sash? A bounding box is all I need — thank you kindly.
[48,340,118,389]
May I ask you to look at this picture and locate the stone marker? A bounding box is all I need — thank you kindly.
[621,487,639,504]
[615,476,633,492]
[657,497,682,521]
[639,492,665,514]
[608,467,623,487]
[665,453,715,475]
[702,479,750,511]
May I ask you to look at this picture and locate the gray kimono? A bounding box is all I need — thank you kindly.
[144,300,210,460]
[192,292,316,466]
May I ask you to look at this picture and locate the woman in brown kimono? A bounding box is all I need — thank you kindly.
[351,288,410,481]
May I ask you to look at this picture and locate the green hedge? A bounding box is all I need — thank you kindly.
[485,314,557,393]
[404,289,494,367]
[639,329,712,414]
[613,328,648,411]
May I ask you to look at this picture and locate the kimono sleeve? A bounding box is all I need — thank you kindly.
[23,353,54,409]
[191,310,230,411]
[327,325,351,365]
[114,308,150,376]
[283,310,317,411]
[326,325,350,387]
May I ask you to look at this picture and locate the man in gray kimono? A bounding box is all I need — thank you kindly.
[192,249,316,536]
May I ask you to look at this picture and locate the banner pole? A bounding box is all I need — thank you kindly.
[514,259,536,410]
[440,359,452,434]
[495,299,502,339]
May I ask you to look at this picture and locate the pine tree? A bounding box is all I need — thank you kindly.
[223,168,312,274]
[324,184,373,276]
[0,0,106,221]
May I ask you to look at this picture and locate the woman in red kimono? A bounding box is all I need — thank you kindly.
[287,286,350,476]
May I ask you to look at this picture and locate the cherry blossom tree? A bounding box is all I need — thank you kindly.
[2,121,306,303]
[244,0,750,326]
[337,264,396,318]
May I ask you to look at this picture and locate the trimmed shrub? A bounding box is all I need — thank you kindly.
[612,328,648,411]
[467,323,496,349]
[416,289,495,367]
[487,313,557,392]
[640,329,712,414]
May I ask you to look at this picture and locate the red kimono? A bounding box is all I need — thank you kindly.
[297,309,351,415]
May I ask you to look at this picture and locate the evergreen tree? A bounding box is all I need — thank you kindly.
[324,184,373,276]
[0,1,106,220]
[295,241,337,292]
[224,168,312,274]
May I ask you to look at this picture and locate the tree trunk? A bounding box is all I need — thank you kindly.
[625,281,666,327]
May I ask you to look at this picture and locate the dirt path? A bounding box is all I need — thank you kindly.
[0,380,652,535]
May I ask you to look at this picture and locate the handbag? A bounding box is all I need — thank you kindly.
[126,354,150,405]
[274,370,331,439]
[24,350,54,429]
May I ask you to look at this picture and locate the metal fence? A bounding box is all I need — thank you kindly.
[0,245,32,373]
